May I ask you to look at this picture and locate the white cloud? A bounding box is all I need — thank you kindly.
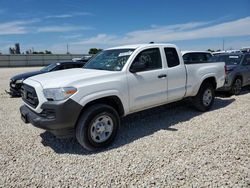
[73,17,250,46]
[37,25,93,33]
[45,14,74,19]
[74,12,94,16]
[177,38,250,52]
[60,34,82,39]
[72,34,117,45]
[44,12,94,19]
[0,20,92,35]
[0,19,39,35]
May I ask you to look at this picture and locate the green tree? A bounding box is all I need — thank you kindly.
[15,43,21,54]
[45,50,52,54]
[207,49,215,52]
[88,48,103,54]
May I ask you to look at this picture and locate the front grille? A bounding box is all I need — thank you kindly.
[21,84,39,108]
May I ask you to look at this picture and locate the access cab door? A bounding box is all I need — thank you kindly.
[127,48,168,112]
[163,48,186,102]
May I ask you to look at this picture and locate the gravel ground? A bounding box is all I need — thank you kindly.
[0,67,250,187]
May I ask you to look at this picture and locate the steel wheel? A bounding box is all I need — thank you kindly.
[90,115,114,143]
[203,88,213,107]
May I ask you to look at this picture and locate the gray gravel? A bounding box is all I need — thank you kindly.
[0,67,250,187]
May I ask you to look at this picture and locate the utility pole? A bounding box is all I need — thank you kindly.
[222,38,225,51]
[67,43,69,54]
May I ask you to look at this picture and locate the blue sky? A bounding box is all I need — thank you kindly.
[0,0,250,54]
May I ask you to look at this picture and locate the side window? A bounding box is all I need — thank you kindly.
[132,48,162,71]
[183,53,189,63]
[76,64,84,68]
[205,53,212,61]
[243,55,250,65]
[52,64,63,71]
[184,53,211,64]
[66,64,76,69]
[164,48,180,67]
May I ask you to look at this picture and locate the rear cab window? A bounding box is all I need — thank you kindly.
[183,52,212,64]
[223,55,243,65]
[164,48,180,67]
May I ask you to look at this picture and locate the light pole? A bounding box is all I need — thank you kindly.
[222,38,225,51]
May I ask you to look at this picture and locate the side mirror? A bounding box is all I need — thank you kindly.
[130,61,146,73]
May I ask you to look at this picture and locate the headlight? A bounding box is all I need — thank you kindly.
[15,79,24,84]
[43,87,77,101]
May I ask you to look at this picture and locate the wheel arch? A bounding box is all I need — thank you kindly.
[75,95,125,128]
[192,76,217,96]
[232,74,243,86]
[201,77,217,89]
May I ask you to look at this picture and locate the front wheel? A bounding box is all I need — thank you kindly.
[76,104,120,151]
[193,83,215,112]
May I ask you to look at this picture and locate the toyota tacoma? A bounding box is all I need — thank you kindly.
[20,43,225,150]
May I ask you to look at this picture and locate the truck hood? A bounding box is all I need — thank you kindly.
[27,68,116,88]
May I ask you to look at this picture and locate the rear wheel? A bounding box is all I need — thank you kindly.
[230,78,242,95]
[193,83,215,112]
[76,104,120,151]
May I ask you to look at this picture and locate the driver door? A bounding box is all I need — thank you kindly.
[127,48,168,112]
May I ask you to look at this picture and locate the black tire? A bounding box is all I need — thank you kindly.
[230,78,242,95]
[193,83,215,112]
[76,104,120,151]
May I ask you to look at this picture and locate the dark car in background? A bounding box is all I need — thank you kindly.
[7,61,85,97]
[212,53,250,95]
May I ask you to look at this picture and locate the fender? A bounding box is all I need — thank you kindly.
[74,90,129,115]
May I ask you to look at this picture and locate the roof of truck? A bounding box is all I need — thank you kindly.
[107,43,177,50]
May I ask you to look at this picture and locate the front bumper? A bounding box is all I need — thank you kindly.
[20,99,83,137]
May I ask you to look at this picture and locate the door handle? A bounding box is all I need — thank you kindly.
[158,74,167,78]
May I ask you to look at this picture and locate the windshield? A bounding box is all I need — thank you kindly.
[209,55,243,65]
[84,49,135,71]
[41,63,58,72]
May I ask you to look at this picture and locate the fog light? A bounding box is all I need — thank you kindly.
[41,109,55,119]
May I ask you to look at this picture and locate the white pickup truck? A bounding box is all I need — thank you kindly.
[20,43,225,150]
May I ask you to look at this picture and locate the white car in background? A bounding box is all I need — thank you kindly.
[72,55,93,63]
